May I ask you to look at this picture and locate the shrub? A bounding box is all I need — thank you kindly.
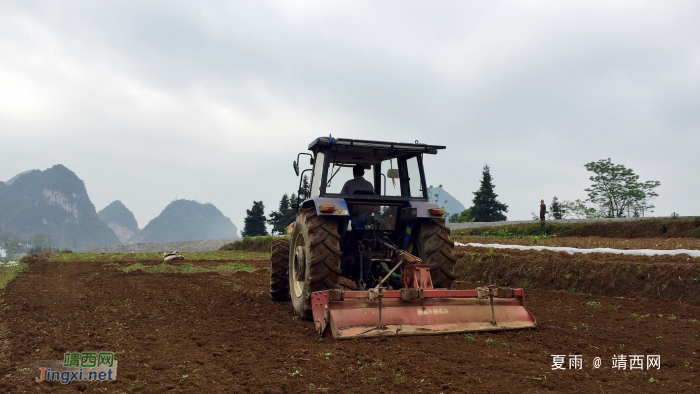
[691,227,700,239]
[219,235,286,252]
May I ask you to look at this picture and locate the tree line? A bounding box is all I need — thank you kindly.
[543,158,660,220]
[241,175,309,237]
[241,157,659,235]
[1,233,61,260]
[243,165,511,235]
[433,158,661,223]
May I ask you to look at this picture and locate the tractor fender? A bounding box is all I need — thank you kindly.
[408,201,441,218]
[401,201,440,250]
[301,197,350,216]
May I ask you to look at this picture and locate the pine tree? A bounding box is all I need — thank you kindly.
[242,201,268,237]
[268,194,297,235]
[551,196,562,219]
[471,164,508,222]
[285,193,297,224]
[299,175,310,200]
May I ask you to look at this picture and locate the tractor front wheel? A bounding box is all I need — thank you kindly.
[289,208,342,319]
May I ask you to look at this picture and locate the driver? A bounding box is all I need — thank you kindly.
[341,164,374,195]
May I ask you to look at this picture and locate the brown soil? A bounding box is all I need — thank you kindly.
[1,257,699,393]
[455,245,700,305]
[454,236,700,250]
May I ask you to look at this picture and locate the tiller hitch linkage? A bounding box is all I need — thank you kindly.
[311,245,536,339]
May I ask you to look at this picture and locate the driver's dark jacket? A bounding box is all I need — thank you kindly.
[340,177,374,195]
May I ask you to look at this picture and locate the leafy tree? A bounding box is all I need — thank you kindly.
[584,158,660,218]
[561,199,600,219]
[268,193,297,235]
[29,233,53,253]
[448,207,474,223]
[242,201,268,237]
[550,196,563,220]
[629,181,659,217]
[1,235,19,259]
[471,165,508,222]
[299,175,310,201]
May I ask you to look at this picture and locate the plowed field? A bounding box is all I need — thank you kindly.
[1,253,699,393]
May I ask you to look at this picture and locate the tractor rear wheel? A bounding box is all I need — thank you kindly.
[413,218,457,289]
[270,238,290,301]
[289,208,342,319]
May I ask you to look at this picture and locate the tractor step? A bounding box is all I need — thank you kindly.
[311,288,536,339]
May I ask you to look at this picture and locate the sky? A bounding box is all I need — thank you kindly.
[1,1,699,233]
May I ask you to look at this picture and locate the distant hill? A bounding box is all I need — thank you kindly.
[138,200,238,243]
[97,200,141,244]
[0,165,120,250]
[428,187,467,218]
[6,170,38,185]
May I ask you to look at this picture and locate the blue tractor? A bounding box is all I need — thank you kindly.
[270,137,456,317]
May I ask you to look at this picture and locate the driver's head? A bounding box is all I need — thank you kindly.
[353,164,365,177]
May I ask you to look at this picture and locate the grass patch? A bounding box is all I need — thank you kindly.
[485,338,510,347]
[128,381,146,392]
[214,262,256,273]
[0,262,28,290]
[123,263,147,273]
[121,262,256,274]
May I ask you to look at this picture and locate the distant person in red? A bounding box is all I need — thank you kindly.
[540,200,548,223]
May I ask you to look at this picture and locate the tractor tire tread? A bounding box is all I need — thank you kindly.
[270,238,290,301]
[289,209,341,319]
[418,219,457,288]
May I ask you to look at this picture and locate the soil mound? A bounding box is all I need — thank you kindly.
[455,245,700,304]
[454,217,700,239]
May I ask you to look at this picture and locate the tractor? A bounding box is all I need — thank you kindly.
[270,137,535,339]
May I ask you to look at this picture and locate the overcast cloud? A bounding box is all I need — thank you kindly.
[1,1,698,232]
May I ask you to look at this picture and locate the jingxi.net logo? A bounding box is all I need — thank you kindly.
[35,352,118,384]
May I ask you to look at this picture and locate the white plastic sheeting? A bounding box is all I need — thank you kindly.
[455,242,700,258]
